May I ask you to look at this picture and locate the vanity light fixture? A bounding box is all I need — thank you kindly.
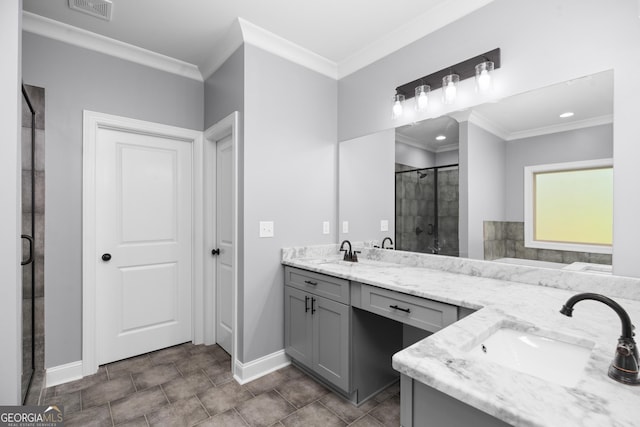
[392,48,501,118]
[559,112,575,118]
[415,84,430,111]
[392,93,405,120]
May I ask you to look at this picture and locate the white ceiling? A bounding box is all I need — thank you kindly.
[397,69,614,152]
[22,0,493,79]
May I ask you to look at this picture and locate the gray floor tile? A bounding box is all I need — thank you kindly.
[149,344,190,365]
[281,402,347,427]
[197,380,253,416]
[175,352,218,376]
[244,370,287,396]
[82,376,136,409]
[133,363,180,391]
[236,391,295,427]
[111,386,169,425]
[116,416,149,427]
[44,390,81,415]
[347,414,384,426]
[275,375,329,409]
[64,404,112,427]
[368,395,400,427]
[162,371,214,403]
[195,409,249,427]
[319,393,377,424]
[209,346,231,362]
[147,396,209,427]
[203,362,233,386]
[278,365,305,381]
[108,355,154,379]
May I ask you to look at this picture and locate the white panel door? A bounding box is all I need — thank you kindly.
[95,128,192,365]
[216,135,233,355]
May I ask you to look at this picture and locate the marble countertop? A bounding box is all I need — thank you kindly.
[281,244,640,427]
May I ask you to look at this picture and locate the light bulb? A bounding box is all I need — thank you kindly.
[415,85,430,111]
[442,74,459,105]
[475,61,494,94]
[392,93,405,119]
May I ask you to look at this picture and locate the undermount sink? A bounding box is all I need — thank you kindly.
[468,328,593,387]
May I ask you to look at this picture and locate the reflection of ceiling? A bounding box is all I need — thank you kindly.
[396,116,460,152]
[396,70,613,151]
[22,0,492,79]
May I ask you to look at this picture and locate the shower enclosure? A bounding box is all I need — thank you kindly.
[395,164,459,256]
[21,84,45,404]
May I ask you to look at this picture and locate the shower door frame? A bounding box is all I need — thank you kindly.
[394,163,459,255]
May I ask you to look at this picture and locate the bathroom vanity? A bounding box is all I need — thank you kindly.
[282,245,640,427]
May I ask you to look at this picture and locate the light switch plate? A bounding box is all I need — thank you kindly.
[342,221,349,233]
[381,219,389,232]
[322,221,330,235]
[259,221,274,238]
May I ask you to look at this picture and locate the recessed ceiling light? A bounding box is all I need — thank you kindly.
[436,135,446,141]
[559,112,574,118]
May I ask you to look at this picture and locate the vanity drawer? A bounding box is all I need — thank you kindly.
[285,266,349,304]
[358,284,457,333]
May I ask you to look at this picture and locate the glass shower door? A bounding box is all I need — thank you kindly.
[21,85,35,403]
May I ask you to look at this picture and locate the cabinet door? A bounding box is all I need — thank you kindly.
[284,286,313,367]
[312,295,350,392]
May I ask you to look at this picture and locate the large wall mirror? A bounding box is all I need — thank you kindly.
[338,69,614,272]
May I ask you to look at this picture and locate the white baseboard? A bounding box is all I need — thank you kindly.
[46,361,83,387]
[233,350,291,385]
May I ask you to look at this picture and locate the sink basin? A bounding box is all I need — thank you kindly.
[468,328,592,387]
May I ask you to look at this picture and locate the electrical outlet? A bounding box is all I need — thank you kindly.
[259,221,274,238]
[381,219,389,232]
[323,221,330,235]
[342,221,349,233]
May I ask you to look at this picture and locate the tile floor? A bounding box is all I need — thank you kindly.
[41,343,400,426]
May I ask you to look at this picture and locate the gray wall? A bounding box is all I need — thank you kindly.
[22,33,204,368]
[0,0,23,404]
[337,0,640,276]
[339,130,395,243]
[204,46,244,129]
[435,150,459,167]
[504,123,613,221]
[242,44,337,362]
[395,141,434,169]
[461,122,505,259]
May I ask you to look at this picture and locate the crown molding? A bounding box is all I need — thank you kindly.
[466,111,510,140]
[238,18,338,79]
[337,0,495,79]
[396,132,458,153]
[507,114,614,142]
[22,11,203,82]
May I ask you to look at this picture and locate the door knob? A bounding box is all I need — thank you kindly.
[102,253,112,261]
[211,249,220,256]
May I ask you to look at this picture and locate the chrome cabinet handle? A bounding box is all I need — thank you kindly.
[305,296,310,313]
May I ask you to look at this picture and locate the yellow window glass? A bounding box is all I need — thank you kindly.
[534,167,613,246]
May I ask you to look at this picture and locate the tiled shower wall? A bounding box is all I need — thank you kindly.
[396,167,459,256]
[22,84,45,400]
[483,221,612,265]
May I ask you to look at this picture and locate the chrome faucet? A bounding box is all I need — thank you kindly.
[339,240,358,262]
[381,237,394,250]
[560,292,639,385]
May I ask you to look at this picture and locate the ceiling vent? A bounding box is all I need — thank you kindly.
[68,0,113,21]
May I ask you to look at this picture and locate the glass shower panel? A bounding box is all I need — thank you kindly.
[21,86,35,403]
[395,165,459,256]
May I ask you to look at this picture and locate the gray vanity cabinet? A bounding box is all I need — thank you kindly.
[284,267,350,392]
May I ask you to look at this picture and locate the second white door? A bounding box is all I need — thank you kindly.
[95,127,193,365]
[216,134,233,355]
